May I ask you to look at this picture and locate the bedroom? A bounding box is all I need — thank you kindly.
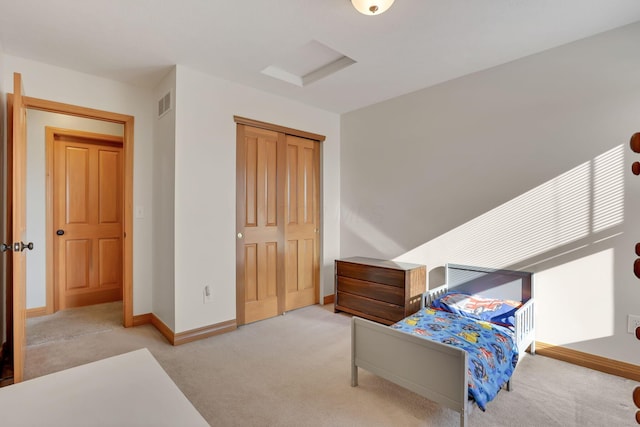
[1,0,640,424]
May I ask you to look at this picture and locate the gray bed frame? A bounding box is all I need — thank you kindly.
[351,264,535,427]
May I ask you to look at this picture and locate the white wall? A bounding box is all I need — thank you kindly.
[173,65,341,333]
[152,68,177,330]
[341,22,640,364]
[25,110,123,309]
[2,55,156,315]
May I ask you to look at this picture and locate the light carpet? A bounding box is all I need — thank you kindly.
[24,303,639,426]
[26,301,122,346]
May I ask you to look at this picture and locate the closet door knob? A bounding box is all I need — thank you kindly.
[237,233,243,239]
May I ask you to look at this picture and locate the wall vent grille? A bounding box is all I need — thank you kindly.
[158,91,172,118]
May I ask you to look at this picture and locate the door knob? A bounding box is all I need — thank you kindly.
[14,241,34,252]
[56,229,65,236]
[237,232,243,239]
[1,243,11,252]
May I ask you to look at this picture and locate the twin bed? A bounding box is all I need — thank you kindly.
[350,264,535,427]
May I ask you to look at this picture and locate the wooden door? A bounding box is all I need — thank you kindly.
[11,72,28,383]
[53,131,123,310]
[236,125,284,324]
[284,135,319,311]
[236,117,323,325]
[2,82,14,385]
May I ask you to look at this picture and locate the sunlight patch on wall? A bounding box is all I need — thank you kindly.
[535,249,614,344]
[397,145,624,269]
[593,146,625,233]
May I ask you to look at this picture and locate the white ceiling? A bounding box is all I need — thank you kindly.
[1,0,640,113]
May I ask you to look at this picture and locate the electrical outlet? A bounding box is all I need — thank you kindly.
[203,285,213,304]
[627,315,640,333]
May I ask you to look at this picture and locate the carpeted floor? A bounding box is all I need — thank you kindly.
[25,303,639,426]
[26,301,122,347]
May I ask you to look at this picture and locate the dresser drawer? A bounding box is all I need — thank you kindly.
[334,257,426,324]
[336,276,404,305]
[336,292,405,324]
[336,262,405,288]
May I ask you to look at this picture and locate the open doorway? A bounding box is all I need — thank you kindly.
[27,111,125,317]
[23,112,125,361]
[4,81,135,384]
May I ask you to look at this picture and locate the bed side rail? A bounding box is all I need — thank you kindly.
[351,316,469,427]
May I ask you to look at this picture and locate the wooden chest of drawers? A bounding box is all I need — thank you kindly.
[334,257,426,325]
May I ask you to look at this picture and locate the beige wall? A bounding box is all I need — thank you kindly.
[341,22,640,364]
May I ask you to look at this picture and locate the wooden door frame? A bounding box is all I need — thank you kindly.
[46,127,125,314]
[4,92,15,372]
[234,116,325,325]
[8,95,135,328]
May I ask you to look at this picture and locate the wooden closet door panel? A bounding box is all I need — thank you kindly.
[237,126,281,324]
[243,243,278,324]
[65,146,91,224]
[98,238,122,288]
[284,135,319,312]
[98,149,121,224]
[64,239,91,290]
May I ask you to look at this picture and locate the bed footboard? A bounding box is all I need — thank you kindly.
[352,317,469,427]
[515,299,535,356]
[422,284,449,308]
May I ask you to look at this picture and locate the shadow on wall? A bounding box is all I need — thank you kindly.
[340,206,406,260]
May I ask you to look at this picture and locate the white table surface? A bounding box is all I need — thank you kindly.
[0,348,210,427]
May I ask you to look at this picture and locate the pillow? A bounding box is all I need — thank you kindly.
[431,291,522,327]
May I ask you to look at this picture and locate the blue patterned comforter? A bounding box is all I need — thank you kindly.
[391,307,518,410]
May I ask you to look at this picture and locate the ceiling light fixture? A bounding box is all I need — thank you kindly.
[351,0,395,16]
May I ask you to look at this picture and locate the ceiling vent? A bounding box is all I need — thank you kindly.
[158,91,172,118]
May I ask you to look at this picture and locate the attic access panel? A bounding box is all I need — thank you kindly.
[261,40,356,87]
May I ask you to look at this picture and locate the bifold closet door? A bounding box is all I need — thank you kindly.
[236,123,320,325]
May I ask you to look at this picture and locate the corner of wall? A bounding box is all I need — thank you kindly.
[150,66,177,331]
